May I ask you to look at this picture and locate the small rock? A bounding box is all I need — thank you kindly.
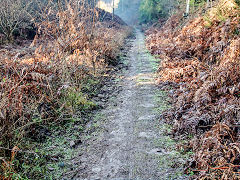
[48,167,54,171]
[51,157,58,161]
[98,94,105,98]
[169,90,175,95]
[101,99,107,102]
[58,162,65,168]
[70,140,75,147]
[148,148,169,155]
[102,85,108,91]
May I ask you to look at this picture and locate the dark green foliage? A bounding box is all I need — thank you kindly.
[139,0,175,24]
[235,0,240,5]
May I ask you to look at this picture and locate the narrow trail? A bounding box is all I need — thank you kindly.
[67,29,185,180]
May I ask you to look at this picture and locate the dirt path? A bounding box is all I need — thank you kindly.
[65,29,186,180]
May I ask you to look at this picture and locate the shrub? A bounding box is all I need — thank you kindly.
[0,0,33,42]
[145,0,240,179]
[0,0,130,178]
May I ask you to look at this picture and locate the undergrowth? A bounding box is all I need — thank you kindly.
[146,0,240,179]
[0,0,131,178]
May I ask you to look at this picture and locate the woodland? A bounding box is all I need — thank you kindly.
[1,0,240,179]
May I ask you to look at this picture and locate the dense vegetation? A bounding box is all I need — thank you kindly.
[2,0,240,179]
[115,0,175,24]
[139,0,175,24]
[0,0,130,178]
[145,0,240,179]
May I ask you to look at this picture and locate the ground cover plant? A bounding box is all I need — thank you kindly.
[145,0,240,179]
[0,0,130,178]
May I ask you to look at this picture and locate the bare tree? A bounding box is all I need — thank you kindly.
[0,0,32,42]
[112,0,115,20]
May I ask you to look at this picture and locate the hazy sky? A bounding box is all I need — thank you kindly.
[97,0,141,25]
[97,0,120,12]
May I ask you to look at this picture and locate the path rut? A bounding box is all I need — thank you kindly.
[67,29,185,180]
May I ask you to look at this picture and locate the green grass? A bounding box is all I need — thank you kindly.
[13,111,106,179]
[7,73,108,179]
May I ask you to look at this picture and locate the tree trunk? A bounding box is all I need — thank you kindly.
[186,0,190,15]
[112,0,115,20]
[206,0,209,8]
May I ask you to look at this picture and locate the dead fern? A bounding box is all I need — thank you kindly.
[146,0,240,178]
[0,0,130,176]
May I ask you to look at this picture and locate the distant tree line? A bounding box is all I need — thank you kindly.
[139,0,176,24]
[138,0,240,24]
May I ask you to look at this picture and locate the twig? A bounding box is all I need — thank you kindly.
[193,165,240,172]
[199,125,240,128]
[0,147,39,155]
